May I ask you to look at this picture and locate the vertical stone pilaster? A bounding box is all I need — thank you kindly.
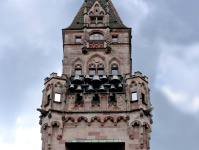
[84,94,92,111]
[100,94,108,111]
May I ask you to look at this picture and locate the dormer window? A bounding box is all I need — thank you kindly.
[90,33,104,40]
[90,17,104,24]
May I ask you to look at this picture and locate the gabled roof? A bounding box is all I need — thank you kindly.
[65,0,128,30]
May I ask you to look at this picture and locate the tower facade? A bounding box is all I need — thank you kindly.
[38,1,153,150]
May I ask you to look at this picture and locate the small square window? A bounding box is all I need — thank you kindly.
[76,37,81,44]
[112,37,118,43]
[54,93,61,102]
[132,93,137,101]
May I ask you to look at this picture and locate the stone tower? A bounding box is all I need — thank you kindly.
[37,0,153,150]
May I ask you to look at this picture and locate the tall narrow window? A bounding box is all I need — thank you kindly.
[97,64,104,75]
[142,93,146,105]
[47,95,51,104]
[75,64,82,75]
[111,64,118,75]
[89,64,96,75]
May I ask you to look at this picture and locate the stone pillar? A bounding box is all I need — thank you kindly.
[100,94,108,111]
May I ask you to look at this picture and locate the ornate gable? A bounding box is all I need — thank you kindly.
[65,0,128,30]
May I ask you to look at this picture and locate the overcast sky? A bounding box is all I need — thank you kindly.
[0,0,199,150]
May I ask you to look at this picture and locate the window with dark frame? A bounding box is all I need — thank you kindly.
[76,37,81,44]
[112,36,118,43]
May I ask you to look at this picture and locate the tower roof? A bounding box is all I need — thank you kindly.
[65,0,128,30]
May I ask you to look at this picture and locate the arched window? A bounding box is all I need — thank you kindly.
[111,64,118,74]
[89,63,104,75]
[90,33,104,40]
[75,64,82,75]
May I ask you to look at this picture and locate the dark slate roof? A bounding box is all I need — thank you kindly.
[65,0,128,30]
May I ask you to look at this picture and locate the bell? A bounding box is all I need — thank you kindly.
[117,84,123,92]
[72,75,83,84]
[101,75,107,83]
[110,84,116,92]
[110,75,120,84]
[76,85,83,92]
[69,84,75,91]
[90,75,101,84]
[98,85,106,92]
[85,75,91,83]
[87,85,95,92]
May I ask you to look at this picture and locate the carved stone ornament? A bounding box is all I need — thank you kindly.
[82,46,88,54]
[39,119,42,125]
[48,113,52,119]
[62,116,66,121]
[57,135,62,140]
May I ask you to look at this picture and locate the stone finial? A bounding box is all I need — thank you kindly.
[50,72,57,78]
[44,77,50,83]
[143,76,148,82]
[135,71,142,77]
